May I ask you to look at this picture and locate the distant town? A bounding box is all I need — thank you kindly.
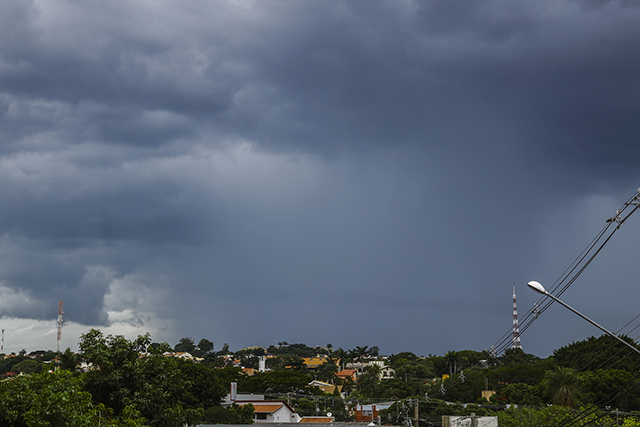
[1,329,640,427]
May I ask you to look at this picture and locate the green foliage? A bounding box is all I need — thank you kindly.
[554,335,640,372]
[501,382,543,405]
[179,360,227,409]
[490,359,549,385]
[315,358,338,383]
[59,348,80,371]
[389,352,418,366]
[500,348,541,365]
[0,355,26,375]
[174,337,196,353]
[11,359,43,374]
[269,343,317,358]
[622,416,640,427]
[581,369,640,410]
[355,372,378,398]
[393,358,436,382]
[197,339,214,354]
[426,369,487,404]
[381,399,466,426]
[0,370,137,427]
[79,329,201,427]
[376,378,418,399]
[202,403,254,424]
[295,398,317,416]
[238,369,313,394]
[545,366,582,407]
[497,405,608,427]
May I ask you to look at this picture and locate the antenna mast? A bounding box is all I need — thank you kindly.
[512,285,522,350]
[57,301,64,355]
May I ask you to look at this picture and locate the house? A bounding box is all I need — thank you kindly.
[162,352,203,362]
[223,382,302,423]
[236,401,301,423]
[345,360,395,379]
[379,365,395,379]
[242,367,258,376]
[336,368,357,382]
[309,380,343,395]
[354,403,393,423]
[299,416,335,423]
[442,415,498,427]
[302,355,331,369]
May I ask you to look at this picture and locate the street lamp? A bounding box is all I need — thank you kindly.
[527,280,640,356]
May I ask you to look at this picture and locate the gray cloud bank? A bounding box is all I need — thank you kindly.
[0,0,639,356]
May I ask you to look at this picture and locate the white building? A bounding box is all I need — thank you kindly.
[223,382,302,423]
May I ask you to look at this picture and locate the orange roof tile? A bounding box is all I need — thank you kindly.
[249,404,285,413]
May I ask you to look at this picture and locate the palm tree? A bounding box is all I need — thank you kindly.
[59,348,80,371]
[357,372,378,398]
[545,366,582,407]
[363,363,381,380]
[335,348,349,370]
[353,346,369,361]
[445,351,459,375]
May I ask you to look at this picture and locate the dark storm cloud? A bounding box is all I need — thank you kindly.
[0,0,639,355]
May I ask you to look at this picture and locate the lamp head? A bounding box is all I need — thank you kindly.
[527,280,547,295]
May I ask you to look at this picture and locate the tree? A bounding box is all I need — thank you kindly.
[356,371,379,398]
[198,338,214,354]
[11,358,43,374]
[60,347,80,371]
[393,359,435,382]
[238,370,313,394]
[554,334,640,372]
[0,370,143,427]
[175,337,196,353]
[352,346,369,361]
[79,329,201,427]
[203,403,254,424]
[316,359,338,383]
[545,366,582,407]
[217,343,231,355]
[445,351,459,375]
[580,369,640,410]
[179,360,227,410]
[500,348,540,365]
[335,348,349,370]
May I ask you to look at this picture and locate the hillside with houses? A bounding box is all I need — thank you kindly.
[2,331,640,427]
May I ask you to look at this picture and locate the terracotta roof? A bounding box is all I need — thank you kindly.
[300,416,335,423]
[249,404,285,413]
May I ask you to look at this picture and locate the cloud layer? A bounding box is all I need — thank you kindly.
[0,0,640,356]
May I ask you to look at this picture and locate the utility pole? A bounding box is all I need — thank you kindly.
[470,412,478,427]
[414,399,419,427]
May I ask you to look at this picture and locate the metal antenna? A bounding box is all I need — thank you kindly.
[57,301,64,355]
[512,284,522,349]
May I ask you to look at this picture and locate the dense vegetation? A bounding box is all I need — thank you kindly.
[2,332,640,426]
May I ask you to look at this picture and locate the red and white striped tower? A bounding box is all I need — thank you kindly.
[57,301,64,354]
[512,285,522,349]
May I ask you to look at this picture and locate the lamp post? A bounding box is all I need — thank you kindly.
[527,281,640,356]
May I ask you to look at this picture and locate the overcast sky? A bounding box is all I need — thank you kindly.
[1,0,640,357]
